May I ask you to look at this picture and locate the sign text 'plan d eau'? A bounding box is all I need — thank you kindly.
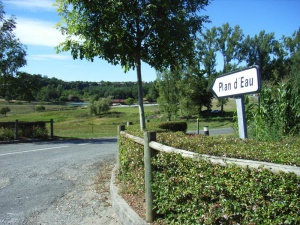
[211,66,261,98]
[210,66,261,139]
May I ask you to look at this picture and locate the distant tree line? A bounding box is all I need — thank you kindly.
[0,73,156,103]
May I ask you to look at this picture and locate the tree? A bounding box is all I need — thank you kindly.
[177,63,212,119]
[216,23,244,73]
[125,97,134,106]
[242,30,278,80]
[89,97,111,115]
[55,0,210,130]
[214,23,244,113]
[157,68,181,121]
[283,29,300,87]
[197,27,218,79]
[0,107,10,116]
[0,1,27,78]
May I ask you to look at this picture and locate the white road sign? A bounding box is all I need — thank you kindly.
[210,66,261,98]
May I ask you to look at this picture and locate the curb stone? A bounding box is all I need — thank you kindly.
[110,165,149,225]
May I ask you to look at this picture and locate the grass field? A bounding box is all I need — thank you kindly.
[0,99,239,138]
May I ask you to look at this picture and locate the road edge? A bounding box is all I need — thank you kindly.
[110,165,149,225]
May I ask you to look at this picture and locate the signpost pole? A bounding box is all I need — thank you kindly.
[236,96,247,139]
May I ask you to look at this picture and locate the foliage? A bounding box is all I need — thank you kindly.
[156,132,300,166]
[0,127,14,140]
[215,23,244,73]
[152,153,300,224]
[88,97,111,115]
[0,121,49,140]
[55,0,210,130]
[118,135,145,195]
[118,129,300,224]
[246,81,300,141]
[157,64,212,121]
[178,64,212,118]
[243,31,279,80]
[197,27,218,78]
[32,126,48,139]
[157,68,180,121]
[158,122,187,133]
[0,1,27,78]
[0,106,10,116]
[35,105,46,112]
[124,97,134,106]
[0,71,155,103]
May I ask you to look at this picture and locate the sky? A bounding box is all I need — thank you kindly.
[2,0,300,82]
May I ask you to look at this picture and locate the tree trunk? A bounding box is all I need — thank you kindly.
[136,57,146,131]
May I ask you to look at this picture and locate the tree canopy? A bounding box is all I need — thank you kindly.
[0,1,27,78]
[55,0,210,130]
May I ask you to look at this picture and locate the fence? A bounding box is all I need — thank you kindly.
[0,119,54,140]
[117,125,300,223]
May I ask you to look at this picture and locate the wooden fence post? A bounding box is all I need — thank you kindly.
[118,125,125,138]
[14,119,19,140]
[50,119,54,139]
[144,131,157,223]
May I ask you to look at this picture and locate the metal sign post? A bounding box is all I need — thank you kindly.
[210,66,261,139]
[236,96,247,139]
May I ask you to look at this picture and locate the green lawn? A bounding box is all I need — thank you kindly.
[0,102,236,139]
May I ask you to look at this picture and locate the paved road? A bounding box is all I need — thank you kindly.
[187,127,234,136]
[0,139,120,225]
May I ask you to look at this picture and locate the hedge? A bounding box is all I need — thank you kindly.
[0,121,48,140]
[118,130,300,224]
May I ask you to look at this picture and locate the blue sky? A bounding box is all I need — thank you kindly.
[2,0,300,82]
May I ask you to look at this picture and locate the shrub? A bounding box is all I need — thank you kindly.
[32,126,48,139]
[36,105,46,112]
[0,128,14,141]
[88,97,111,115]
[119,128,300,224]
[125,97,134,105]
[118,135,145,195]
[158,121,187,132]
[0,107,11,116]
[245,81,300,141]
[152,153,300,224]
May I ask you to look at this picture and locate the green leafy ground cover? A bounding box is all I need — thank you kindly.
[119,127,300,224]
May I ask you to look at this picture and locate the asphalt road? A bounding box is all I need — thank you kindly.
[0,138,119,225]
[187,127,234,136]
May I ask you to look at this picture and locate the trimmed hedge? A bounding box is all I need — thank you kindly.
[153,153,300,224]
[118,129,300,224]
[0,121,48,140]
[158,121,188,132]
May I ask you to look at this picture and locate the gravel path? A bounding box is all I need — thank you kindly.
[22,159,120,225]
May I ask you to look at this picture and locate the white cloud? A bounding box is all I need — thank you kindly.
[14,17,65,47]
[28,54,71,61]
[3,0,55,11]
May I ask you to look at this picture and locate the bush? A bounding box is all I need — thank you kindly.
[158,121,187,132]
[88,97,111,115]
[0,107,11,116]
[118,135,145,195]
[36,105,46,112]
[152,153,300,224]
[0,128,14,141]
[245,81,300,141]
[118,129,300,224]
[32,126,48,139]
